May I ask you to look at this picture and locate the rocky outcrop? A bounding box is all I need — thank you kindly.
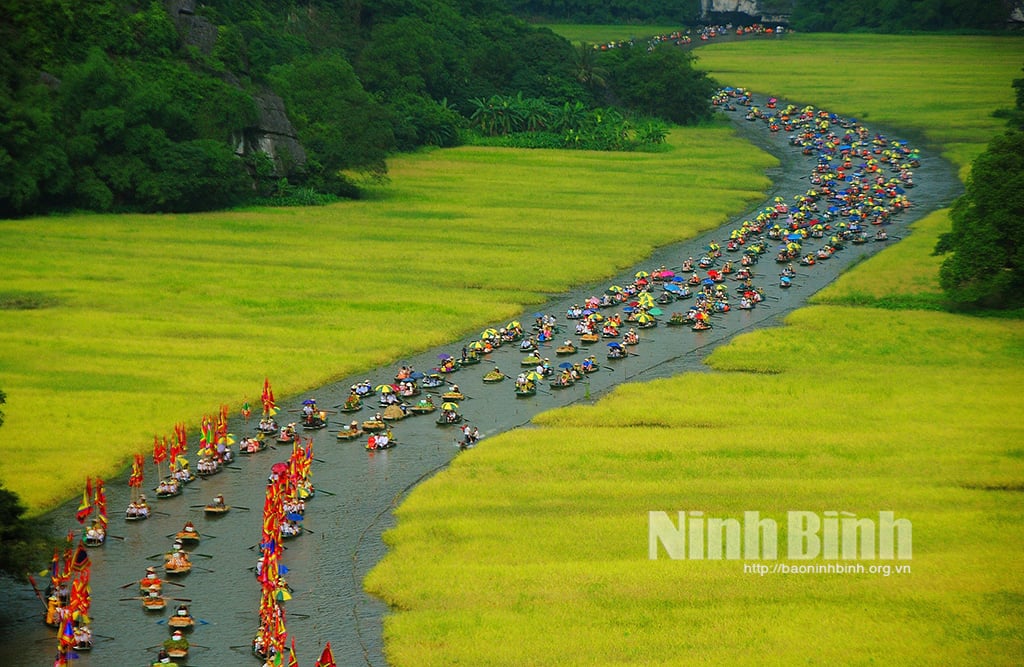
[162,2,305,176]
[700,0,792,23]
[165,0,218,55]
[241,92,308,175]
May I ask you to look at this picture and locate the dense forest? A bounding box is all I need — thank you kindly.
[0,0,717,216]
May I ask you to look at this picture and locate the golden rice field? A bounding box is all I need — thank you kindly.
[365,33,1024,665]
[0,126,773,511]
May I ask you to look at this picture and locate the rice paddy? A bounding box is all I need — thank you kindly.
[0,125,773,511]
[364,33,1024,665]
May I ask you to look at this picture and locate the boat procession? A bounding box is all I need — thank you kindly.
[26,88,925,666]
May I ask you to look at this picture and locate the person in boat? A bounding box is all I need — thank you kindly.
[164,629,189,653]
[85,518,105,543]
[448,384,461,395]
[211,494,226,508]
[281,520,301,537]
[349,419,360,432]
[155,648,171,663]
[175,603,191,618]
[73,623,93,648]
[165,543,191,570]
[181,520,197,536]
[623,329,639,345]
[875,228,888,240]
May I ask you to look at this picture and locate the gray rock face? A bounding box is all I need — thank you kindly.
[700,0,792,23]
[163,2,306,176]
[242,91,308,175]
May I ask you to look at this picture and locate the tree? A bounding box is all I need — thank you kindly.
[604,45,716,126]
[934,130,1024,307]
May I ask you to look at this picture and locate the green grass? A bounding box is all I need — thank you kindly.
[365,34,1024,665]
[538,24,685,45]
[0,125,774,511]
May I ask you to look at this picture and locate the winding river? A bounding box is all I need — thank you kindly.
[0,94,961,666]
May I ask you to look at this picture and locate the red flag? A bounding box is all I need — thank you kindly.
[153,435,167,465]
[314,642,336,667]
[288,637,300,667]
[75,479,92,524]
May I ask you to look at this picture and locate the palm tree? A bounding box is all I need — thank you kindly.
[572,42,608,92]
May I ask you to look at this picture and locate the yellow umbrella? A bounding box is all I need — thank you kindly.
[634,271,650,279]
[375,384,394,394]
[607,285,624,293]
[525,371,543,381]
[441,402,459,411]
[506,320,521,330]
[637,293,654,307]
[481,328,499,339]
[468,341,485,351]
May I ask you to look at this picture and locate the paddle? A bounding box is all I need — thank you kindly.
[106,533,126,541]
[314,489,336,497]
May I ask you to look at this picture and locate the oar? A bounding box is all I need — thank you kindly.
[314,490,336,497]
[190,565,215,573]
[191,553,215,559]
[232,505,252,511]
[106,533,126,541]
[169,597,193,602]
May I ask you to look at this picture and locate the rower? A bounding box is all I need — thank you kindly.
[212,494,225,508]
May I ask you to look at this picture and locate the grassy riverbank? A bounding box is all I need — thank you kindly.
[365,33,1024,665]
[0,126,773,511]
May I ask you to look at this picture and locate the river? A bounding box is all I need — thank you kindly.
[0,93,961,667]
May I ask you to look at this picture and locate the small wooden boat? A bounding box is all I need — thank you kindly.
[302,414,328,430]
[240,435,269,455]
[337,427,364,440]
[175,523,200,544]
[362,419,386,432]
[154,479,181,499]
[436,412,463,426]
[421,374,445,388]
[440,390,465,401]
[579,333,600,345]
[460,354,481,366]
[555,343,577,355]
[204,502,230,516]
[143,594,167,611]
[280,523,303,539]
[339,399,362,413]
[164,554,192,576]
[168,611,196,631]
[521,354,542,366]
[365,436,397,450]
[515,385,537,397]
[549,377,575,389]
[408,401,437,415]
[382,404,408,421]
[482,370,506,383]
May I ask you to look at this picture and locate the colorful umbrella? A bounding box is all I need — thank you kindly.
[441,402,459,411]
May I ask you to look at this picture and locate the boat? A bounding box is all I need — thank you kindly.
[366,433,397,450]
[143,590,167,611]
[280,522,303,539]
[164,550,192,576]
[154,478,182,499]
[382,404,408,421]
[408,400,437,415]
[555,343,577,355]
[362,418,386,432]
[421,373,445,388]
[174,522,200,544]
[521,353,542,366]
[514,384,537,397]
[168,605,196,631]
[440,390,465,401]
[276,424,298,443]
[164,630,190,660]
[83,520,106,547]
[255,417,279,435]
[204,502,230,516]
[482,369,506,383]
[337,425,364,440]
[339,397,362,413]
[579,333,600,345]
[239,435,268,455]
[301,413,328,430]
[549,376,575,389]
[436,410,463,426]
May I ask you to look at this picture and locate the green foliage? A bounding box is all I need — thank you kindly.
[269,50,395,187]
[602,45,716,125]
[935,130,1024,307]
[502,0,701,23]
[791,0,1009,32]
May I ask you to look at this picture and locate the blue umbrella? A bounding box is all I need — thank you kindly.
[285,512,304,521]
[786,233,802,241]
[558,362,573,369]
[607,342,622,348]
[702,278,715,286]
[664,284,682,293]
[302,399,317,405]
[622,306,635,313]
[409,371,425,380]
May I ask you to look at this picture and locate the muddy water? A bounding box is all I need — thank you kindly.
[0,94,961,667]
